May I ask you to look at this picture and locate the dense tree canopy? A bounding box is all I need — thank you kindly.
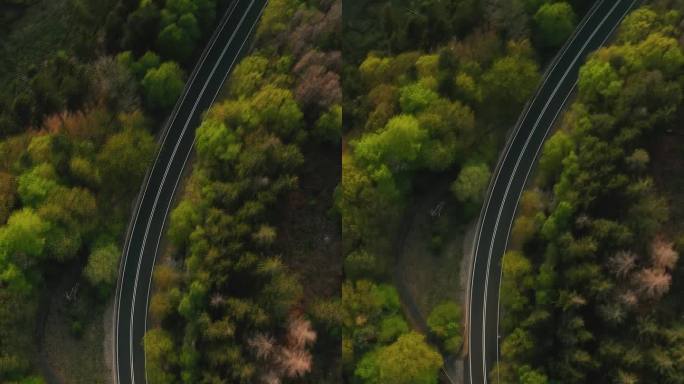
[497,5,684,384]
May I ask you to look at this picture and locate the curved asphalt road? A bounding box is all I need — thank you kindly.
[112,0,267,382]
[466,1,639,383]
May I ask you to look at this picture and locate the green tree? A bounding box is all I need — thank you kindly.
[229,55,269,97]
[534,2,576,48]
[354,115,428,172]
[84,243,120,286]
[121,4,161,54]
[427,302,463,353]
[355,332,443,384]
[538,130,573,186]
[256,0,300,41]
[618,8,659,43]
[157,15,200,63]
[17,164,58,208]
[251,85,303,138]
[144,328,177,384]
[378,315,409,343]
[451,163,491,205]
[195,118,242,166]
[578,59,623,105]
[168,200,202,247]
[399,83,439,114]
[142,61,185,112]
[97,127,155,196]
[500,251,534,322]
[483,53,539,118]
[0,208,50,267]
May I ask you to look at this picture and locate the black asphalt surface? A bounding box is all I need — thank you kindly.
[113,0,267,382]
[466,1,639,383]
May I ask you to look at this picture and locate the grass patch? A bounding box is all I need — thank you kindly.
[396,178,466,321]
[40,282,110,384]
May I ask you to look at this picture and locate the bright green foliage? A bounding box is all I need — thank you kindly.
[141,61,185,112]
[378,315,409,343]
[84,243,120,286]
[354,115,427,171]
[399,83,439,114]
[168,200,201,247]
[538,130,573,186]
[533,2,576,48]
[359,56,392,86]
[195,118,241,165]
[355,332,443,384]
[251,85,303,138]
[578,59,622,105]
[229,55,269,97]
[451,163,491,205]
[418,100,475,171]
[0,209,49,267]
[17,164,58,207]
[618,8,660,43]
[427,302,463,353]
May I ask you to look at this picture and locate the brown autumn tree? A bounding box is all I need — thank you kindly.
[634,268,671,300]
[651,236,679,271]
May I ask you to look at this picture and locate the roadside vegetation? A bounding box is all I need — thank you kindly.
[144,0,341,383]
[497,3,684,383]
[341,0,587,382]
[0,0,232,382]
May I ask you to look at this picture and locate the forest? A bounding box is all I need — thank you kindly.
[0,0,233,382]
[497,2,684,383]
[341,0,589,383]
[3,0,684,383]
[144,0,342,383]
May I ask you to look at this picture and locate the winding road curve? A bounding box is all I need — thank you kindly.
[112,0,267,382]
[466,1,639,383]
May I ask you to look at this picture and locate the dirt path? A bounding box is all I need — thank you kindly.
[393,175,475,384]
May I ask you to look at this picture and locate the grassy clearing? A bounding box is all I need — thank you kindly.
[40,285,110,384]
[396,178,465,322]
